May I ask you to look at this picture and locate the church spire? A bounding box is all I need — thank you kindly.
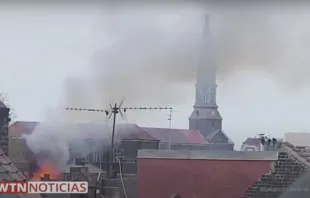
[188,14,233,149]
[202,15,210,36]
[195,14,217,108]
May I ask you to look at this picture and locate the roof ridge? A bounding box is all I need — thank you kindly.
[282,142,310,167]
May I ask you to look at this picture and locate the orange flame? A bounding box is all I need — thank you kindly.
[31,161,61,181]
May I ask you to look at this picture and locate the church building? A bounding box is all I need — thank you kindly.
[189,15,234,150]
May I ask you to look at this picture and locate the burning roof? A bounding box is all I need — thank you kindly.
[9,121,206,144]
[31,161,61,181]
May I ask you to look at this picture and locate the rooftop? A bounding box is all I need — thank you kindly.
[242,138,261,146]
[0,149,42,198]
[285,132,310,147]
[9,121,207,145]
[138,149,278,160]
[0,101,6,108]
[141,127,207,144]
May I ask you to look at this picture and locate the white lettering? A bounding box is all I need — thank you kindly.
[39,183,47,192]
[16,183,27,193]
[10,183,16,189]
[0,183,8,192]
[28,181,88,194]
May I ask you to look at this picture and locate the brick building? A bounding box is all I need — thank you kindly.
[137,149,277,198]
[137,143,310,198]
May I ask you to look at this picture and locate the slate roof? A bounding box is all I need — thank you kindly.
[206,129,233,143]
[283,142,310,163]
[280,142,310,198]
[0,149,42,198]
[0,101,6,108]
[242,138,261,146]
[280,168,310,198]
[0,149,27,181]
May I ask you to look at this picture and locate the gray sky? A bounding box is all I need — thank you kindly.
[1,3,310,149]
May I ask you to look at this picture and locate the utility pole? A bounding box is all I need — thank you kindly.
[168,109,172,150]
[66,102,172,198]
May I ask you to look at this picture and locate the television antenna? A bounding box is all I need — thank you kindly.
[66,98,172,198]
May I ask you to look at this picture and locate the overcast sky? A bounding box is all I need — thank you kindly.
[1,3,310,149]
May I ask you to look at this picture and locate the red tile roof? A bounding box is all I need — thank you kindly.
[178,129,207,144]
[115,124,158,141]
[9,121,206,145]
[8,121,157,141]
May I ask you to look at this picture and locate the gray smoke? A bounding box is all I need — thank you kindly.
[23,4,310,168]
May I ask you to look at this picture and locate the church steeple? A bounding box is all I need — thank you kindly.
[195,14,217,109]
[189,14,222,138]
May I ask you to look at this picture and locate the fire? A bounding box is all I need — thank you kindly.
[31,161,61,181]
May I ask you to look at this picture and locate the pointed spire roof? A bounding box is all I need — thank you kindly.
[202,14,210,36]
[201,14,213,54]
[196,14,216,86]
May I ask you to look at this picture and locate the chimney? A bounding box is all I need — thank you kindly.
[75,158,85,166]
[41,174,50,181]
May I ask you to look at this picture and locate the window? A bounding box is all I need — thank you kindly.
[210,89,216,103]
[204,92,209,103]
[196,110,199,116]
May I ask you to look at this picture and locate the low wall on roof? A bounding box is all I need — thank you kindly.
[138,149,278,160]
[137,149,278,198]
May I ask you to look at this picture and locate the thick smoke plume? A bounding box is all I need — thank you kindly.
[24,5,310,169]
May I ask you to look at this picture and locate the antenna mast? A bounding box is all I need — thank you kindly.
[66,100,172,198]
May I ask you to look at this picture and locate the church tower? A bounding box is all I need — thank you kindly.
[189,15,232,147]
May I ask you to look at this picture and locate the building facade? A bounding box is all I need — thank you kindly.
[188,15,234,150]
[0,101,10,156]
[241,138,261,151]
[137,149,277,198]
